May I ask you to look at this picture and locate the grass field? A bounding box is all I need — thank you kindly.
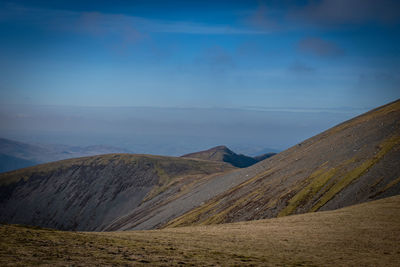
[1,195,400,266]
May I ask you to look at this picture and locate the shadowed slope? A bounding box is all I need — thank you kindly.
[0,154,234,231]
[167,99,400,227]
[1,195,400,266]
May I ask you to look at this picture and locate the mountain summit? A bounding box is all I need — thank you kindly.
[182,145,274,168]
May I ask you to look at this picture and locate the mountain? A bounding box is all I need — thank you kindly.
[2,195,399,266]
[0,100,399,232]
[0,154,234,231]
[182,145,275,168]
[167,99,400,227]
[0,137,131,172]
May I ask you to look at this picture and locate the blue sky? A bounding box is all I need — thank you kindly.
[1,0,399,109]
[0,1,399,154]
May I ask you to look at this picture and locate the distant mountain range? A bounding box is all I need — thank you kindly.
[0,138,275,173]
[0,154,37,173]
[0,99,399,232]
[0,138,132,173]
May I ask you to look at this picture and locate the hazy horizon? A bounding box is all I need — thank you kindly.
[0,102,372,156]
[1,0,399,156]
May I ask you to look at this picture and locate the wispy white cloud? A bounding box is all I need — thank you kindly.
[0,3,269,35]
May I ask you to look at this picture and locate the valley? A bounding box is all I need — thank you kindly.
[0,100,399,266]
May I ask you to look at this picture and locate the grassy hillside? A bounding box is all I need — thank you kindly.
[0,154,234,231]
[1,195,400,266]
[167,99,400,227]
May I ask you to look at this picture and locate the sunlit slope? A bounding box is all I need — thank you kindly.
[1,195,400,266]
[0,154,234,231]
[167,99,400,227]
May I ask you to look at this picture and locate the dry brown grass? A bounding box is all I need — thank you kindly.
[0,153,234,186]
[1,195,400,266]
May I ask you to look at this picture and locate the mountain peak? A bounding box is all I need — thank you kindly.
[182,145,274,168]
[203,145,235,155]
[212,145,230,151]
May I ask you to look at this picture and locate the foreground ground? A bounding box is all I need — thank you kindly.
[1,195,400,266]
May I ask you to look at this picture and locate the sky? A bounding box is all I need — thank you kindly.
[0,0,399,154]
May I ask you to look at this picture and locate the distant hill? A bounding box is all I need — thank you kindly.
[0,154,37,173]
[0,154,234,231]
[182,145,275,168]
[0,138,50,163]
[0,138,131,173]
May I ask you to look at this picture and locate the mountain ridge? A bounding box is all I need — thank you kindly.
[0,153,234,231]
[0,99,399,231]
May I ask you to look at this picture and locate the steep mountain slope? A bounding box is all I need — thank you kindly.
[167,99,400,227]
[0,154,234,231]
[182,145,275,168]
[2,195,400,266]
[0,137,131,172]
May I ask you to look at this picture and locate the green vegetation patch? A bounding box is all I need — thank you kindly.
[311,135,400,212]
[166,167,278,227]
[380,176,400,193]
[370,176,400,198]
[278,167,338,217]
